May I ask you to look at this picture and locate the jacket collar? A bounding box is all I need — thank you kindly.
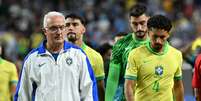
[37,40,72,55]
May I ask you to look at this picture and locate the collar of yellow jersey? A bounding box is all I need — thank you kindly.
[146,41,169,55]
[0,57,3,64]
[81,43,87,50]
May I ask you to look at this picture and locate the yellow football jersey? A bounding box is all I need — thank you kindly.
[81,43,105,80]
[0,58,18,101]
[125,42,182,101]
[192,37,201,51]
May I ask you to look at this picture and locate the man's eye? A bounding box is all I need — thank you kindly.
[140,22,145,26]
[132,22,138,26]
[160,36,165,39]
[154,35,158,39]
[60,26,65,30]
[73,23,78,26]
[49,26,57,31]
[66,23,70,27]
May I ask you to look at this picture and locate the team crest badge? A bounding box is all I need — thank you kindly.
[66,57,73,65]
[155,66,163,76]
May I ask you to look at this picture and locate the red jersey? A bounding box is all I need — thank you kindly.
[192,54,201,97]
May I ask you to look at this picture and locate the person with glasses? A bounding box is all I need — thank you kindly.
[65,13,105,101]
[14,11,98,101]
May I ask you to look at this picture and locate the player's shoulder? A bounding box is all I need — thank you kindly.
[129,45,146,57]
[85,45,103,59]
[114,33,132,45]
[195,54,201,63]
[24,48,40,61]
[193,37,201,43]
[197,54,201,59]
[2,59,16,67]
[62,41,88,57]
[168,45,182,55]
[112,33,132,52]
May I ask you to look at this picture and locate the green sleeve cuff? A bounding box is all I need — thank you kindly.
[174,76,182,80]
[105,62,121,101]
[96,76,105,80]
[124,75,137,80]
[10,80,18,84]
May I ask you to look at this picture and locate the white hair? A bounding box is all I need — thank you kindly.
[43,11,65,28]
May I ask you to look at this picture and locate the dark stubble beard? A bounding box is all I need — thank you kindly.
[153,43,163,52]
[67,32,77,43]
[135,31,146,39]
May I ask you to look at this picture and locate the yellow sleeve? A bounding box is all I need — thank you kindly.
[10,63,18,84]
[174,52,183,80]
[191,38,201,51]
[94,53,105,80]
[125,50,138,80]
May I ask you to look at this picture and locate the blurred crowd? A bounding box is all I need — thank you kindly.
[1,0,201,76]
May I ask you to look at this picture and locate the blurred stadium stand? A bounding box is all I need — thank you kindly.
[1,0,201,100]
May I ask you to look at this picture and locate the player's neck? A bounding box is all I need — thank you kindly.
[46,42,63,53]
[74,39,83,47]
[0,57,3,64]
[150,44,164,53]
[154,48,163,53]
[133,33,148,41]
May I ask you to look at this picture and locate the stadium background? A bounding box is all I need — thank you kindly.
[1,0,201,100]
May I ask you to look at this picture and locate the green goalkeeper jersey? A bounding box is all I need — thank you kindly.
[105,33,149,101]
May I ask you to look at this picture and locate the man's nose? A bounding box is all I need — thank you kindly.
[137,25,142,31]
[58,28,62,33]
[155,38,162,43]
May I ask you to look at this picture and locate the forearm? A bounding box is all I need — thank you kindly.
[194,88,201,101]
[14,78,31,101]
[174,80,184,101]
[105,63,120,101]
[10,84,17,100]
[124,80,135,101]
[81,58,99,101]
[174,88,184,101]
[125,88,134,101]
[97,80,105,101]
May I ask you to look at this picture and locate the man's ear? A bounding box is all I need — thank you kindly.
[42,28,46,35]
[167,33,170,39]
[82,26,86,34]
[147,29,151,35]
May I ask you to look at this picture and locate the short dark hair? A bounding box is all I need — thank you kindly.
[147,15,172,32]
[129,3,148,17]
[98,43,112,56]
[65,13,86,26]
[115,32,127,37]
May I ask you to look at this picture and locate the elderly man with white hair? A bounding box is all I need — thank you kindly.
[14,11,98,101]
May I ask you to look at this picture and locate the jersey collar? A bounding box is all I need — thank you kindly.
[0,57,3,64]
[38,40,72,55]
[132,33,149,44]
[146,41,169,55]
[81,43,87,50]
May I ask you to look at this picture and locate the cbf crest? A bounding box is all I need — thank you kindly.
[155,65,163,76]
[66,57,73,65]
[152,65,164,92]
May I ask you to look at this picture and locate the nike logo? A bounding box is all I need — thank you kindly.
[125,47,130,51]
[143,60,151,63]
[38,63,46,67]
[0,71,10,74]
